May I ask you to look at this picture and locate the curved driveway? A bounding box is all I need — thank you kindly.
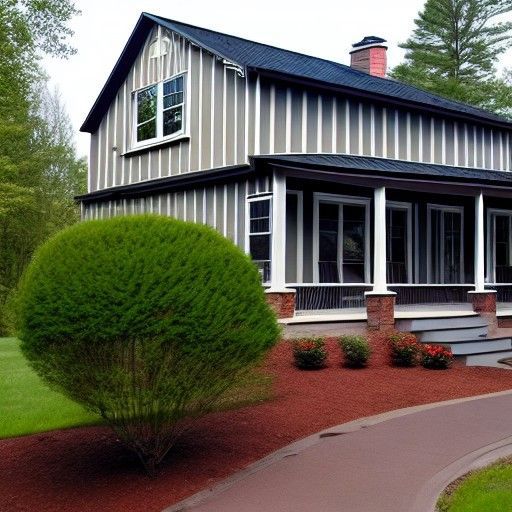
[165,390,512,512]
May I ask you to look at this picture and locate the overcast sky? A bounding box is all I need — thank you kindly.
[42,0,512,157]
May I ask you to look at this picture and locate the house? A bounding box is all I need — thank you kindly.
[77,12,512,333]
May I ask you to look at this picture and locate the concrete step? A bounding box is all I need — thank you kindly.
[419,326,488,342]
[430,337,512,356]
[465,350,512,368]
[396,315,484,333]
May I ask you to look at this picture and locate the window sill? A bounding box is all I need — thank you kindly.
[121,134,190,157]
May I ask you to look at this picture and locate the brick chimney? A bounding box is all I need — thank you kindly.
[350,36,388,78]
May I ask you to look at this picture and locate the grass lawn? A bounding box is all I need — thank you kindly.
[0,338,100,439]
[437,459,512,512]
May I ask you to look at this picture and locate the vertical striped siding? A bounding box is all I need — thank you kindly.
[84,175,267,252]
[89,25,512,195]
[91,27,249,192]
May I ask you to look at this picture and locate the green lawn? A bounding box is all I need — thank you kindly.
[0,338,100,439]
[438,460,512,512]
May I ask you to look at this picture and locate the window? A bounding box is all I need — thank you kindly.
[386,205,412,284]
[133,74,186,146]
[248,197,272,283]
[314,194,370,284]
[428,205,464,284]
[149,37,170,59]
[488,211,512,283]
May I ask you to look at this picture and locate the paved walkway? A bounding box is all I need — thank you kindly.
[166,391,512,512]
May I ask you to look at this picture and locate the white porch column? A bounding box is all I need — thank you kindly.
[269,171,287,292]
[372,186,388,294]
[474,191,485,292]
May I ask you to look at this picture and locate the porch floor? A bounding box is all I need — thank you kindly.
[285,303,476,325]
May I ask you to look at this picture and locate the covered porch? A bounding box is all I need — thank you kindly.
[252,154,512,327]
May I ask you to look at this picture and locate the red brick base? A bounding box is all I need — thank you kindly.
[469,291,497,333]
[265,290,296,319]
[366,293,395,331]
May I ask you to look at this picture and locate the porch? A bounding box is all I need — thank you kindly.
[251,154,512,327]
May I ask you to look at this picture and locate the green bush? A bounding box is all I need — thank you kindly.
[16,215,279,473]
[339,335,371,368]
[292,337,327,369]
[388,332,421,367]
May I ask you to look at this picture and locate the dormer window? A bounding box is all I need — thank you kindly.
[133,73,186,146]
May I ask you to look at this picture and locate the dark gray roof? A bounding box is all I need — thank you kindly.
[81,12,512,133]
[251,153,512,186]
[146,14,510,126]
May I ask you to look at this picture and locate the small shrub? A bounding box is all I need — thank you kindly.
[388,332,421,367]
[292,337,327,369]
[421,344,453,369]
[339,335,371,368]
[16,215,279,474]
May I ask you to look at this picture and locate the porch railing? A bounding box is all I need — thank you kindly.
[389,285,472,305]
[293,284,372,311]
[292,284,474,311]
[486,284,512,303]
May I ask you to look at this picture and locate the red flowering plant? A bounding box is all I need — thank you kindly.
[421,344,453,369]
[292,337,327,369]
[388,332,421,367]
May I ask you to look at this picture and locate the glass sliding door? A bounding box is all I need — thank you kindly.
[315,195,369,283]
[428,205,464,284]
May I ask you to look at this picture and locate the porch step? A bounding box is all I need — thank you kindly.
[428,337,512,356]
[396,315,484,333]
[420,326,488,342]
[465,350,512,368]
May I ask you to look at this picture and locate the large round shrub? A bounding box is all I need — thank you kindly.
[17,215,279,472]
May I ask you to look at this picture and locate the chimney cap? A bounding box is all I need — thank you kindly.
[351,36,387,49]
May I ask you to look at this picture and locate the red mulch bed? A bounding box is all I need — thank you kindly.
[3,334,512,512]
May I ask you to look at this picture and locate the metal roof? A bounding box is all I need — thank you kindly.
[251,154,512,186]
[81,12,512,133]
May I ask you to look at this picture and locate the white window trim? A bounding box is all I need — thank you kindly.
[313,192,371,284]
[131,71,188,150]
[486,208,512,284]
[386,201,413,284]
[426,203,465,284]
[245,193,273,284]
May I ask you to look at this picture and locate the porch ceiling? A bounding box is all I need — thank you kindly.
[252,154,512,191]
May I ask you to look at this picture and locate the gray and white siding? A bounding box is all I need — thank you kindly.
[248,75,512,172]
[89,24,512,197]
[89,25,248,192]
[82,175,272,252]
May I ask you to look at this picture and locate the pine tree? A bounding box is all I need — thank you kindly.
[391,0,512,117]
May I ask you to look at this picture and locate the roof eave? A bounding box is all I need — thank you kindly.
[80,13,156,133]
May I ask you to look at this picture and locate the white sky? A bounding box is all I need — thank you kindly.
[43,0,512,157]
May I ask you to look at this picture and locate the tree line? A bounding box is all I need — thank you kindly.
[0,0,86,333]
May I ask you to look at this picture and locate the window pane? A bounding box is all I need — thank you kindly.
[137,119,156,142]
[386,208,408,283]
[343,263,365,283]
[250,200,270,219]
[163,76,184,96]
[163,106,182,136]
[164,92,183,109]
[250,235,270,261]
[250,218,270,233]
[319,203,338,262]
[137,86,157,124]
